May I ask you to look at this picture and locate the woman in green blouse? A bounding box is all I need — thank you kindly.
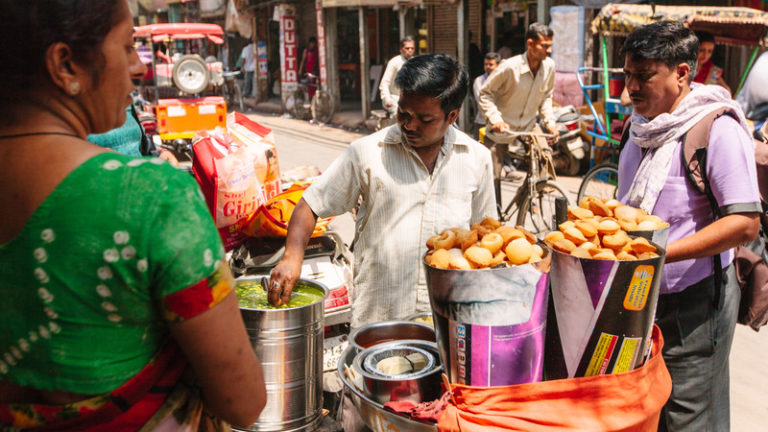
[0,0,265,429]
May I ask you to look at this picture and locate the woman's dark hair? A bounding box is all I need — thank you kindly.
[395,53,468,116]
[620,21,699,77]
[0,0,123,101]
[695,31,715,45]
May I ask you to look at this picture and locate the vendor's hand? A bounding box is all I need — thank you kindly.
[268,258,302,306]
[158,149,179,167]
[491,121,510,133]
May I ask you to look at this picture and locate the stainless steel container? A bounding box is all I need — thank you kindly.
[349,320,436,352]
[338,346,438,432]
[237,276,328,432]
[353,340,443,404]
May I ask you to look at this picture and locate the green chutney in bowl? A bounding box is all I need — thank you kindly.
[236,279,325,310]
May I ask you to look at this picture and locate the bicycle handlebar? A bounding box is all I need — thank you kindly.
[486,129,554,144]
[577,67,625,74]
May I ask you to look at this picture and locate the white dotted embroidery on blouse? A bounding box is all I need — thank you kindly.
[203,249,213,267]
[1,231,62,376]
[103,160,123,170]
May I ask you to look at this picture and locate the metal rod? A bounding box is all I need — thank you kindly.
[735,45,759,96]
[601,36,612,141]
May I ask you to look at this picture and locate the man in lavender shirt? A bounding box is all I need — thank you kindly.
[617,21,760,431]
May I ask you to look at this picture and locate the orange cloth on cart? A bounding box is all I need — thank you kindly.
[437,325,671,432]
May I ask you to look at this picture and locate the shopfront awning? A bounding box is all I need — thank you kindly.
[319,0,421,7]
[591,3,768,46]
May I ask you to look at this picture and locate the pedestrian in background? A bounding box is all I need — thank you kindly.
[241,41,256,97]
[299,37,319,99]
[478,23,558,208]
[378,36,416,117]
[0,0,266,428]
[693,31,731,94]
[618,21,760,431]
[471,52,501,140]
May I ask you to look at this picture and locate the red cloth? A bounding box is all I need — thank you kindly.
[437,325,671,432]
[0,343,187,431]
[384,392,451,423]
[694,60,714,84]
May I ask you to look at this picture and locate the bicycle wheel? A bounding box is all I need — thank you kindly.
[577,163,619,204]
[518,180,571,234]
[292,87,309,120]
[233,83,244,112]
[311,90,334,124]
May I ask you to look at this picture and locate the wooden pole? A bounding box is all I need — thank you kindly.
[457,0,471,133]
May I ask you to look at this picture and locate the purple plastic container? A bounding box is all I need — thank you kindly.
[424,249,550,387]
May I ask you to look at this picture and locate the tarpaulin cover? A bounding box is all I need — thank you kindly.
[437,325,671,432]
[591,3,768,46]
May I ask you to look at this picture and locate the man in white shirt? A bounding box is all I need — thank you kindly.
[269,54,495,328]
[240,43,256,97]
[479,23,558,206]
[379,36,416,116]
[471,52,501,140]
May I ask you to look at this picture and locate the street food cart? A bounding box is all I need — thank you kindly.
[332,208,674,432]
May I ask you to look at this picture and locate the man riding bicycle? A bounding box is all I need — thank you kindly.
[478,23,559,206]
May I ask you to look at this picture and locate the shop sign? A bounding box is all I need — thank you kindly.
[315,7,327,88]
[257,41,268,80]
[279,11,298,91]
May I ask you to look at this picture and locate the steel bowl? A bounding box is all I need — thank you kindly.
[338,346,437,432]
[404,312,435,328]
[352,340,443,405]
[349,320,436,352]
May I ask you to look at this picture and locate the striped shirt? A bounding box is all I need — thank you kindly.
[303,125,495,327]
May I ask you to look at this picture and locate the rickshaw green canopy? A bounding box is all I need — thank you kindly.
[590,3,768,47]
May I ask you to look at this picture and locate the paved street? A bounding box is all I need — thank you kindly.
[249,112,768,431]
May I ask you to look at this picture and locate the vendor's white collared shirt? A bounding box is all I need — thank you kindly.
[478,52,556,132]
[302,125,495,327]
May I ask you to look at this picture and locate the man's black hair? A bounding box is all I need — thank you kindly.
[395,53,469,116]
[400,36,415,47]
[525,23,553,42]
[485,52,501,63]
[621,21,699,78]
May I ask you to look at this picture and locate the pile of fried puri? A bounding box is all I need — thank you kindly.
[543,197,668,261]
[424,217,544,270]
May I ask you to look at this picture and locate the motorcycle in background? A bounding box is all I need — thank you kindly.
[547,105,586,176]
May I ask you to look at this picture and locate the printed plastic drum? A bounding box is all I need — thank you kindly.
[425,249,550,387]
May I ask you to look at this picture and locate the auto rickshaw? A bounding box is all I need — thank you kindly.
[133,23,228,159]
[577,3,768,202]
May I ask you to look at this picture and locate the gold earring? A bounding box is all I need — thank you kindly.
[68,81,80,96]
